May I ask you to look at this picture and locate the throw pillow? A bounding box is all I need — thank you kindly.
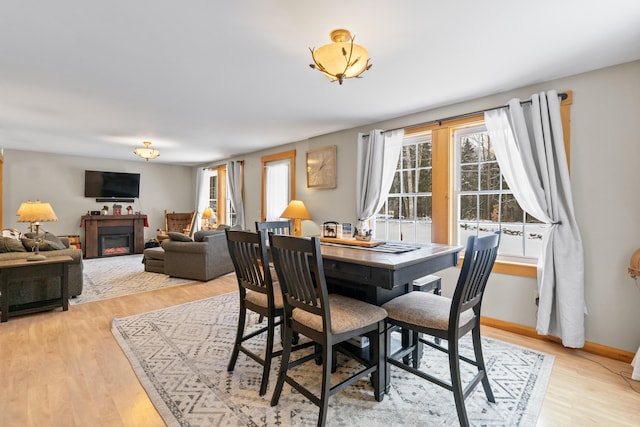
[21,238,56,252]
[43,232,66,250]
[0,236,27,252]
[194,230,221,242]
[167,232,193,242]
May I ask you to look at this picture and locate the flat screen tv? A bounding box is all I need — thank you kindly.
[84,170,140,198]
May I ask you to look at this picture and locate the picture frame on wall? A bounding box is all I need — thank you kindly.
[306,145,337,189]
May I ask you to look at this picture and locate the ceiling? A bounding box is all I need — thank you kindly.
[2,1,640,166]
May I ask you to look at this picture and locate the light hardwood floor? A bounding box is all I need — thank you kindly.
[0,274,638,427]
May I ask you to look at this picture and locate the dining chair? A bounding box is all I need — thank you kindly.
[382,231,500,427]
[255,220,292,236]
[268,234,388,427]
[225,229,309,396]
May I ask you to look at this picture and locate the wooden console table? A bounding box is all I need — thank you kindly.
[0,256,72,322]
[82,214,146,259]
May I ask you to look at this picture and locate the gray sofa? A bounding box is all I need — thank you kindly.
[0,236,83,306]
[159,226,235,281]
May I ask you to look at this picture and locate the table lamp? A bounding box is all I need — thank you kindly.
[202,207,216,230]
[280,200,311,237]
[16,200,58,261]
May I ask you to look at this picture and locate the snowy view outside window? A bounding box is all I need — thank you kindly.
[374,127,546,261]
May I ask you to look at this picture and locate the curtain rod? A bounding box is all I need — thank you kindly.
[367,92,568,136]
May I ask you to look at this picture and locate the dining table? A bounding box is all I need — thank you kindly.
[318,239,463,398]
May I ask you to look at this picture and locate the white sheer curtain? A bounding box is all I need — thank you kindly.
[227,161,245,229]
[356,129,404,227]
[194,167,211,234]
[265,159,290,221]
[484,90,586,348]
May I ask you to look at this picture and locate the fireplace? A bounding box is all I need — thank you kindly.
[82,214,147,259]
[98,226,134,257]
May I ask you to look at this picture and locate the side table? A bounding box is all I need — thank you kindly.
[0,256,72,322]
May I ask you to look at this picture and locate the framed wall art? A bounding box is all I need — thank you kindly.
[306,145,337,189]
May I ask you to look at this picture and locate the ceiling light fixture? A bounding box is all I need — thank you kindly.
[309,29,372,85]
[133,141,160,161]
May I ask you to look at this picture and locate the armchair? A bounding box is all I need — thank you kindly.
[157,210,196,242]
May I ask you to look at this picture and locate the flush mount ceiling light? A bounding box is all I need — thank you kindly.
[133,141,160,161]
[309,29,372,85]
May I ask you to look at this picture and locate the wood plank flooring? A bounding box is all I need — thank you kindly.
[0,274,638,427]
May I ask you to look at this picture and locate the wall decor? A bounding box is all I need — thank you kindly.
[306,145,337,189]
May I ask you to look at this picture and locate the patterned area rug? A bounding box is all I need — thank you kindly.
[74,254,193,304]
[112,292,554,426]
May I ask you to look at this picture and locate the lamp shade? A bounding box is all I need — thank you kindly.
[202,207,214,219]
[134,141,160,161]
[280,200,311,220]
[16,200,58,223]
[309,29,372,85]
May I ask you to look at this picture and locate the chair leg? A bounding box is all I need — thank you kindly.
[449,338,470,427]
[318,341,332,427]
[371,321,385,402]
[384,322,392,394]
[259,313,276,396]
[227,301,247,372]
[270,323,292,407]
[472,325,495,402]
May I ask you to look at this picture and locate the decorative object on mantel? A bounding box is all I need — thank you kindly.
[309,29,372,85]
[126,205,133,215]
[112,204,122,215]
[102,205,109,215]
[16,200,58,261]
[306,145,337,189]
[133,141,160,161]
[280,200,311,237]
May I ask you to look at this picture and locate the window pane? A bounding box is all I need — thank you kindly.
[401,196,415,220]
[500,193,524,223]
[478,194,496,222]
[402,170,416,193]
[416,195,432,220]
[417,141,432,167]
[460,164,478,192]
[459,136,478,163]
[390,171,401,194]
[402,145,416,169]
[399,221,416,242]
[477,133,495,162]
[526,212,543,224]
[480,161,501,191]
[417,169,432,192]
[459,194,478,220]
[388,197,399,219]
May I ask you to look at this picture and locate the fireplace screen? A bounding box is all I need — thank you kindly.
[98,226,134,257]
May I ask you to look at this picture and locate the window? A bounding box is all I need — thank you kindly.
[373,92,571,277]
[375,133,433,243]
[205,164,235,226]
[455,125,546,262]
[262,150,296,221]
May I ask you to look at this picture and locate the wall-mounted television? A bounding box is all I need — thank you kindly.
[84,170,140,199]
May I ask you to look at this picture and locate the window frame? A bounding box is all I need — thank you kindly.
[401,91,572,277]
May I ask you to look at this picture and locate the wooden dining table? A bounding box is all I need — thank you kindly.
[319,240,463,397]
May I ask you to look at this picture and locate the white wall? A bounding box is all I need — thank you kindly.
[229,60,640,353]
[3,150,194,243]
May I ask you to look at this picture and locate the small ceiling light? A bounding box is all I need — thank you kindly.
[133,141,160,161]
[309,29,372,85]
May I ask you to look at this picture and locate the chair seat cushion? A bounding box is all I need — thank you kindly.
[245,281,284,309]
[292,294,387,334]
[383,291,474,331]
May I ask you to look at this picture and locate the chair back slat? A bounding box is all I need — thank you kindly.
[255,220,292,236]
[226,229,271,296]
[452,232,500,320]
[269,234,328,319]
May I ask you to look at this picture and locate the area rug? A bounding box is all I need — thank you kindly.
[73,254,193,304]
[112,292,554,427]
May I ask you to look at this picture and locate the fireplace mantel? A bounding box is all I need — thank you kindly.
[82,214,147,259]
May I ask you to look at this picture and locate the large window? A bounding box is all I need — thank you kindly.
[375,133,433,243]
[455,125,546,262]
[204,164,235,226]
[262,150,296,221]
[373,92,571,277]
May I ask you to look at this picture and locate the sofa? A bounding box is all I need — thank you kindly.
[0,233,83,306]
[158,226,235,281]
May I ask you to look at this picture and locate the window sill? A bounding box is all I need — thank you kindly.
[457,257,537,278]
